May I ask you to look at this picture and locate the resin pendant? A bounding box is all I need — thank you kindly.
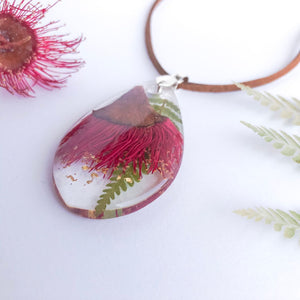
[53,78,184,218]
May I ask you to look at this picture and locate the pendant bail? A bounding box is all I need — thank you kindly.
[156,74,187,89]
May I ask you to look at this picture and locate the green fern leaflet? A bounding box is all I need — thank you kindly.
[95,163,148,217]
[149,96,182,131]
[235,207,300,240]
[241,121,300,163]
[237,82,300,125]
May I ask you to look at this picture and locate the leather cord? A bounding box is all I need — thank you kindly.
[145,0,300,92]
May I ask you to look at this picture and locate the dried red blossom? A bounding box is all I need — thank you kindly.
[57,86,183,179]
[0,0,84,96]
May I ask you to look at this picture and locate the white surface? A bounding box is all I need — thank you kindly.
[1,0,300,299]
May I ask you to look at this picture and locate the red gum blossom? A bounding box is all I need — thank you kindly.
[0,0,84,96]
[56,86,183,179]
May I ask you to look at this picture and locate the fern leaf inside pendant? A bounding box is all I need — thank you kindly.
[53,80,184,219]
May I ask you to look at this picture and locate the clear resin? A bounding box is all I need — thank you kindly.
[53,82,184,218]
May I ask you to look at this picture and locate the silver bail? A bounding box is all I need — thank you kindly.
[156,74,186,89]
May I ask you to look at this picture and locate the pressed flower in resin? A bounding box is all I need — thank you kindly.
[53,84,184,219]
[0,0,84,96]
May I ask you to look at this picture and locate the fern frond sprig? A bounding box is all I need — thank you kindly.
[149,97,182,131]
[95,163,148,217]
[241,121,300,163]
[236,83,300,125]
[235,207,300,240]
[149,96,181,114]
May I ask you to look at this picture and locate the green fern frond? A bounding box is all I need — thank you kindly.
[95,163,148,217]
[234,207,300,240]
[149,96,181,114]
[236,83,300,125]
[151,104,182,124]
[149,97,182,131]
[241,121,300,163]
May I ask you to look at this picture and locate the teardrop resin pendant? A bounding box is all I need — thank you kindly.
[53,81,184,218]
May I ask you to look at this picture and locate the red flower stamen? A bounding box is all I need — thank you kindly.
[57,86,183,179]
[0,0,84,96]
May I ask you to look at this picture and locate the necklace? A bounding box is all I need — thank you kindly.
[52,0,300,219]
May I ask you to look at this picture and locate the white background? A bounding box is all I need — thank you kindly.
[1,0,300,299]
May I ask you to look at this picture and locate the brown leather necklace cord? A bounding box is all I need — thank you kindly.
[145,0,300,92]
